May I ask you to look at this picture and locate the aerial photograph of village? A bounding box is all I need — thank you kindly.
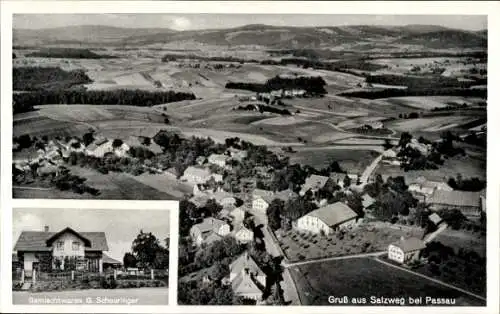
[11,13,487,306]
[11,207,170,305]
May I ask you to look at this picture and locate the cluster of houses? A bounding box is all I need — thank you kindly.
[13,133,163,176]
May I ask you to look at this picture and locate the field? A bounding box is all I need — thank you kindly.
[286,148,378,172]
[382,96,486,110]
[434,229,486,258]
[387,115,481,132]
[290,257,485,306]
[374,153,486,182]
[13,166,177,200]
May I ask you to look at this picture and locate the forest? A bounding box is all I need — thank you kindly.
[26,48,115,59]
[13,66,92,91]
[225,75,327,95]
[13,89,196,114]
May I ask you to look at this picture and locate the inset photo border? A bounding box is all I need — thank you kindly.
[1,200,179,313]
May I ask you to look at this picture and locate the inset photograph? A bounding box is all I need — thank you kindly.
[12,206,170,305]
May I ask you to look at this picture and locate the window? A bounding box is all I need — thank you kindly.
[56,241,64,251]
[72,241,80,251]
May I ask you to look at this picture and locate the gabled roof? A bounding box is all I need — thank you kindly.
[46,227,91,248]
[230,251,265,277]
[232,272,262,296]
[253,189,275,203]
[208,153,229,163]
[274,189,298,201]
[183,166,211,178]
[213,191,235,203]
[428,213,443,225]
[203,231,223,244]
[192,217,228,234]
[189,195,210,208]
[14,229,108,252]
[428,190,481,208]
[391,237,426,253]
[362,194,376,208]
[302,174,330,191]
[303,202,358,227]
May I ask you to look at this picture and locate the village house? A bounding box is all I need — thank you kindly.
[102,254,122,270]
[329,172,348,188]
[86,138,113,157]
[212,191,237,208]
[229,252,266,301]
[233,225,254,244]
[299,174,334,196]
[13,226,109,276]
[208,153,231,168]
[428,213,444,227]
[195,156,207,166]
[427,189,483,219]
[189,194,210,208]
[388,237,426,264]
[408,176,453,200]
[295,202,358,235]
[252,189,275,214]
[274,189,298,202]
[362,193,376,210]
[181,166,214,185]
[227,147,248,162]
[230,206,246,223]
[190,217,231,246]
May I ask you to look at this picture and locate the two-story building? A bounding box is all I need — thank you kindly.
[296,202,358,235]
[13,226,109,275]
[229,252,266,301]
[190,217,231,246]
[388,237,426,264]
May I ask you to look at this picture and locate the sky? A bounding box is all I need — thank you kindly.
[13,14,487,31]
[13,208,170,262]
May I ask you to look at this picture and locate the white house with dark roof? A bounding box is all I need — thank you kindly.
[181,166,213,185]
[208,153,230,168]
[229,252,266,300]
[212,191,237,208]
[252,189,275,213]
[296,202,358,235]
[190,217,230,246]
[13,226,109,275]
[388,237,426,264]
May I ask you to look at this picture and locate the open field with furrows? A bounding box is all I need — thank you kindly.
[381,96,486,110]
[387,115,482,133]
[369,57,484,75]
[374,154,486,182]
[285,148,379,172]
[13,115,92,138]
[290,257,485,306]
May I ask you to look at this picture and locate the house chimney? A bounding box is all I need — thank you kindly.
[44,225,49,232]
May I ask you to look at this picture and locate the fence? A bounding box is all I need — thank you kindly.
[26,269,168,284]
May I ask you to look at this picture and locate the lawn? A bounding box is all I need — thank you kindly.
[276,222,424,262]
[286,148,378,172]
[290,257,485,306]
[374,154,486,182]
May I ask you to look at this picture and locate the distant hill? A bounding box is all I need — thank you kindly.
[13,24,487,50]
[395,29,487,49]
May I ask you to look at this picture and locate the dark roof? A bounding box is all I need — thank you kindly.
[46,227,91,247]
[391,237,426,253]
[428,190,481,208]
[102,253,122,265]
[230,251,265,277]
[14,229,109,252]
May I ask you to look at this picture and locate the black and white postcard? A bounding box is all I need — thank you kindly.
[1,1,499,314]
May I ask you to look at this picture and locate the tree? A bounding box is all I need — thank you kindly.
[132,230,162,269]
[267,199,284,231]
[123,252,137,268]
[83,131,95,146]
[112,138,123,148]
[398,132,412,148]
[343,175,351,188]
[383,139,394,150]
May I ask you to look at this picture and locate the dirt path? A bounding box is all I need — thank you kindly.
[374,257,486,302]
[359,153,383,185]
[284,251,386,268]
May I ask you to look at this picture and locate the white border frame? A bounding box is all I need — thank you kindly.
[1,1,499,314]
